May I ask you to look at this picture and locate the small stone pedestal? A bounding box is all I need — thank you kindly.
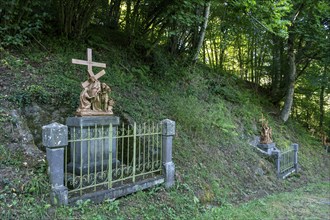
[43,122,68,205]
[257,142,276,155]
[67,116,120,175]
[162,119,176,188]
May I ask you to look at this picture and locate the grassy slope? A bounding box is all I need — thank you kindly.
[200,181,330,220]
[0,40,329,219]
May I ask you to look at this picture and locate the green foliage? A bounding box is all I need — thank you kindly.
[231,0,292,38]
[0,144,23,166]
[0,0,50,46]
[0,144,13,165]
[12,85,51,106]
[0,108,12,127]
[170,95,206,133]
[23,161,49,195]
[1,38,329,219]
[199,182,330,219]
[208,101,237,136]
[0,49,25,69]
[131,65,150,82]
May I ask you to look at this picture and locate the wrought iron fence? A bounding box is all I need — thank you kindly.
[279,149,295,174]
[64,122,163,197]
[275,144,299,179]
[43,119,175,205]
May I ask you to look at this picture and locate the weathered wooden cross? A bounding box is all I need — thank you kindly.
[72,48,106,88]
[259,114,266,124]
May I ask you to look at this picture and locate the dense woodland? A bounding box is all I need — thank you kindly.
[1,0,329,135]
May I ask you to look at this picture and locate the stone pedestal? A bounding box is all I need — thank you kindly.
[257,142,276,155]
[162,119,176,188]
[66,116,120,175]
[43,122,68,205]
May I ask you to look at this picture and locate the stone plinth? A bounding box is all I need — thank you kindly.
[42,122,68,205]
[161,119,176,188]
[257,142,276,155]
[67,116,120,175]
[76,110,114,117]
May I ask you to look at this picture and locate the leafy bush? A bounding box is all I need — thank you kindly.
[0,0,50,46]
[12,85,50,106]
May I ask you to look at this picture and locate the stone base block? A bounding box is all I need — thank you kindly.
[66,116,120,175]
[50,185,68,205]
[163,162,175,188]
[257,142,276,155]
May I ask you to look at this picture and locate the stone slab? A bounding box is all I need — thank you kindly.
[50,185,68,205]
[66,116,120,175]
[257,142,276,149]
[257,142,276,155]
[76,111,114,117]
[67,116,120,127]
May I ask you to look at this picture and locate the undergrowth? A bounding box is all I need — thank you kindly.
[0,39,329,219]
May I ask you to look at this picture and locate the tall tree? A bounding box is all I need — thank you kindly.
[192,1,211,63]
[281,0,330,122]
[280,20,298,122]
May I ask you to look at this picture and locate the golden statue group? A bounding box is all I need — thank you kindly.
[259,114,273,144]
[72,48,114,116]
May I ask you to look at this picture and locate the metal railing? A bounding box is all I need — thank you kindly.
[275,144,299,179]
[43,118,175,205]
[65,122,163,197]
[279,148,295,173]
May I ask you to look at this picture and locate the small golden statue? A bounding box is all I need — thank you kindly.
[72,48,114,116]
[259,114,272,144]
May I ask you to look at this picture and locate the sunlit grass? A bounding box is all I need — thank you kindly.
[200,182,330,220]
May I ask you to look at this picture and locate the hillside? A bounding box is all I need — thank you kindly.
[0,40,329,219]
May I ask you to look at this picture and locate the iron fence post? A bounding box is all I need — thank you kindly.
[161,119,175,188]
[42,122,68,205]
[292,143,299,173]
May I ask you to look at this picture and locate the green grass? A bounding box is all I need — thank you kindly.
[0,40,329,219]
[200,182,330,220]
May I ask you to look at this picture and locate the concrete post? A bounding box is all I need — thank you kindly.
[292,143,299,173]
[42,122,68,205]
[161,119,175,188]
[272,150,281,178]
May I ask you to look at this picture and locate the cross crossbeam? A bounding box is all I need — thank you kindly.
[72,48,107,88]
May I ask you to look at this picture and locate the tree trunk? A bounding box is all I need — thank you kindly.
[125,0,132,33]
[108,0,122,29]
[213,38,219,67]
[237,35,244,79]
[271,34,282,100]
[319,62,327,129]
[250,36,254,83]
[280,31,296,122]
[202,41,206,64]
[219,46,226,71]
[192,1,211,63]
[207,42,214,68]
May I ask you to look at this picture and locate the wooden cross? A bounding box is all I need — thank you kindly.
[72,48,107,88]
[260,114,266,123]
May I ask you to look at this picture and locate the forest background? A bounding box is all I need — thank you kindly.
[1,0,329,133]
